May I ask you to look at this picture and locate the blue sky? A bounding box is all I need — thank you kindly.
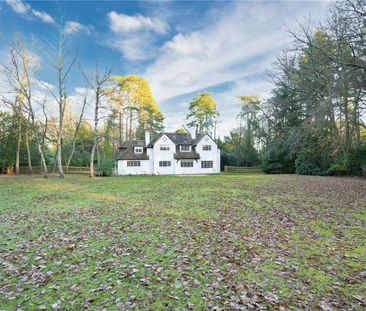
[0,0,330,135]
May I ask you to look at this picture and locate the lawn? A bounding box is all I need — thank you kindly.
[0,174,365,310]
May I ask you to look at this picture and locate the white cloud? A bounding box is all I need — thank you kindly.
[5,0,54,24]
[5,0,29,14]
[31,9,54,24]
[142,1,329,135]
[164,32,209,58]
[106,11,169,61]
[107,33,156,61]
[108,11,168,35]
[64,21,92,35]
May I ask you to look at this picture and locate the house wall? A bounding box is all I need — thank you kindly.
[117,134,221,175]
[117,160,151,175]
[175,159,201,175]
[152,135,176,175]
[196,135,221,173]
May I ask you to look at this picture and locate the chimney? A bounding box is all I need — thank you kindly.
[145,131,150,146]
[191,130,196,140]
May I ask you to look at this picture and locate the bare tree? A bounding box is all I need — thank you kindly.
[81,63,112,177]
[66,93,88,169]
[24,116,32,174]
[41,26,76,177]
[0,40,29,175]
[0,39,48,177]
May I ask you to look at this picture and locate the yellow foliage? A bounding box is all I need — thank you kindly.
[112,75,162,124]
[237,95,259,104]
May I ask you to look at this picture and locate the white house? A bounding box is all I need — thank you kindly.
[116,132,220,175]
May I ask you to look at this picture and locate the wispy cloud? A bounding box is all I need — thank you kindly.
[142,1,329,134]
[5,0,28,14]
[31,9,54,24]
[108,12,168,35]
[106,11,169,61]
[64,21,92,36]
[5,0,54,24]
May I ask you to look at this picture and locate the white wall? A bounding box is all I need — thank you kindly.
[117,160,151,175]
[196,135,220,174]
[175,159,201,175]
[152,135,176,175]
[117,134,221,175]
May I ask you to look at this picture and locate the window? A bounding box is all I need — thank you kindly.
[127,161,141,167]
[201,161,213,168]
[134,147,143,154]
[203,145,211,151]
[181,161,193,168]
[159,161,171,167]
[160,146,170,151]
[180,145,191,152]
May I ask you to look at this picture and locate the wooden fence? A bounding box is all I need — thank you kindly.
[224,166,263,174]
[15,166,90,175]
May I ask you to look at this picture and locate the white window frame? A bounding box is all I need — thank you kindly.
[159,161,171,167]
[202,145,211,151]
[180,145,191,152]
[181,160,193,168]
[127,160,141,167]
[134,147,143,154]
[201,161,213,168]
[160,145,170,151]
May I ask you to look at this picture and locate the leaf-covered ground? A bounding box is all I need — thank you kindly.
[0,174,365,310]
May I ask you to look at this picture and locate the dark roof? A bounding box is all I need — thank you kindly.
[116,140,149,160]
[174,151,200,160]
[195,133,216,144]
[120,140,145,148]
[147,132,196,147]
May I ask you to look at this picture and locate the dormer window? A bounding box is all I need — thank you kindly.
[180,145,191,152]
[134,146,143,154]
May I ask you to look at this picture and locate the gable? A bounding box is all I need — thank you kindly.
[154,134,175,147]
[196,134,216,147]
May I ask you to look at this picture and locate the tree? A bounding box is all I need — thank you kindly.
[186,92,219,135]
[42,26,77,178]
[112,75,164,140]
[260,0,366,175]
[0,38,49,176]
[175,128,187,133]
[0,111,17,173]
[65,94,88,169]
[81,63,112,177]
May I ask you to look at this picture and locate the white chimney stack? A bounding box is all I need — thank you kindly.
[191,130,196,140]
[145,131,150,146]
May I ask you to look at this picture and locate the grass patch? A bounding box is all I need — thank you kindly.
[0,174,365,309]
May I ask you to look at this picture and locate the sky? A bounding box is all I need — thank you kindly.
[0,0,331,136]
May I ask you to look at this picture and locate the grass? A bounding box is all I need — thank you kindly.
[0,174,365,310]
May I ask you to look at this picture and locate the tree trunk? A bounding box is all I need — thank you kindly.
[343,97,351,154]
[28,112,48,178]
[25,124,32,175]
[34,127,48,178]
[125,112,129,140]
[119,111,122,144]
[90,93,99,178]
[15,120,21,175]
[129,108,133,140]
[66,97,87,169]
[90,143,96,177]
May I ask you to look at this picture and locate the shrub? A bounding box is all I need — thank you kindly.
[327,163,348,176]
[327,154,351,176]
[262,162,284,174]
[96,157,114,176]
[295,160,321,175]
[351,144,366,176]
